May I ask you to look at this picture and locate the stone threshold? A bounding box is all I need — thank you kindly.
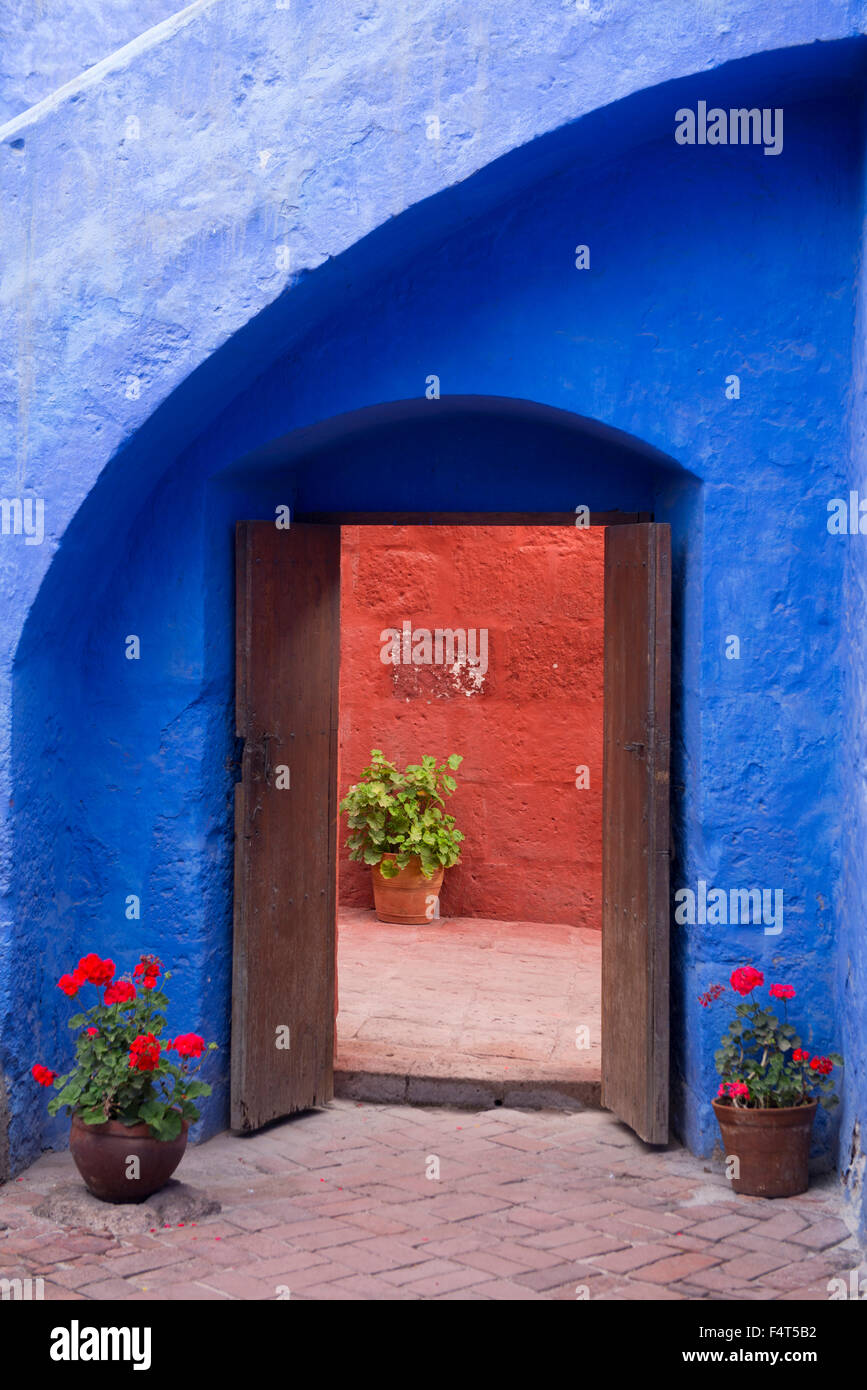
[334,1068,602,1111]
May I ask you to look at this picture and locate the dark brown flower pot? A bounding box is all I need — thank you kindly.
[69,1115,189,1204]
[372,854,444,924]
[712,1098,817,1198]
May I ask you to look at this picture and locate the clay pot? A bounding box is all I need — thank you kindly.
[69,1114,189,1204]
[372,854,444,924]
[712,1098,817,1198]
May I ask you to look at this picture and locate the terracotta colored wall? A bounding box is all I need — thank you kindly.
[338,525,604,927]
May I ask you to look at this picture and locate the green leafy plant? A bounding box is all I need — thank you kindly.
[339,749,464,879]
[32,953,217,1142]
[702,966,842,1110]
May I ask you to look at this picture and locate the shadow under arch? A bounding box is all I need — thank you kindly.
[223,393,690,503]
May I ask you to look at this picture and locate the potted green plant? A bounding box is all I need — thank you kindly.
[32,952,217,1203]
[703,966,842,1197]
[339,750,464,923]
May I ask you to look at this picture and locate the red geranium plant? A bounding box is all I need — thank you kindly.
[32,953,217,1142]
[702,966,842,1109]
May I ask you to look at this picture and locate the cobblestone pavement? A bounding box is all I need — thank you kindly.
[0,1100,862,1300]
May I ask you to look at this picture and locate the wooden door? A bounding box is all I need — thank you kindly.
[231,521,340,1131]
[601,523,671,1144]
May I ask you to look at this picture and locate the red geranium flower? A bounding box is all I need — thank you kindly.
[57,973,80,997]
[719,1080,750,1100]
[717,1080,750,1100]
[129,1033,161,1072]
[810,1056,833,1075]
[792,1048,809,1063]
[134,955,161,983]
[730,966,764,996]
[699,983,725,1008]
[75,954,115,987]
[171,1033,205,1059]
[103,980,136,1006]
[86,1027,99,1036]
[31,1064,56,1087]
[769,983,795,1000]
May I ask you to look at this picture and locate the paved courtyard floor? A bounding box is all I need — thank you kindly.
[335,909,601,1107]
[0,1100,861,1301]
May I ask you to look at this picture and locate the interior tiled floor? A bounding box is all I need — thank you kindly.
[335,909,601,1106]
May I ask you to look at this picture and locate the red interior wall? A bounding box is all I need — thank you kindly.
[338,524,604,927]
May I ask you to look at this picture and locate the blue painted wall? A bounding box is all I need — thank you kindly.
[840,96,867,1224]
[0,0,192,125]
[3,0,867,1236]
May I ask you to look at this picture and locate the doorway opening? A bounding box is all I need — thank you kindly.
[231,504,671,1145]
[335,522,605,1109]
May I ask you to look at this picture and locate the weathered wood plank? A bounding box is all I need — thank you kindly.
[231,521,340,1131]
[602,523,671,1144]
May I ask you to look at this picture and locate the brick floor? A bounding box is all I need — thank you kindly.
[0,1100,862,1300]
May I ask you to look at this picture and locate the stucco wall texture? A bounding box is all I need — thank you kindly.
[337,525,605,925]
[0,0,185,124]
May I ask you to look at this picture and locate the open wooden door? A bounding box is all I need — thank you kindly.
[602,523,671,1144]
[231,521,340,1131]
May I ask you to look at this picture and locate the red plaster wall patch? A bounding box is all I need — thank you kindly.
[338,524,604,927]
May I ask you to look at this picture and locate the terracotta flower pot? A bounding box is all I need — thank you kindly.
[69,1114,189,1204]
[372,854,444,924]
[712,1098,817,1198]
